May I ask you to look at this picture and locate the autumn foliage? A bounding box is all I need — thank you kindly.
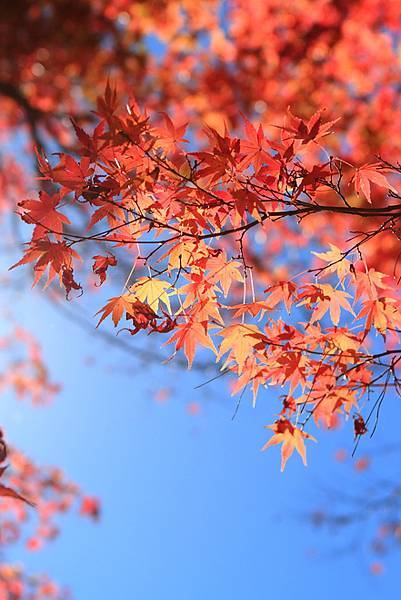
[2,0,401,592]
[9,85,401,473]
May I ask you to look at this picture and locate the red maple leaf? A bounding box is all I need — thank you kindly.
[18,191,70,240]
[92,254,117,286]
[352,163,397,203]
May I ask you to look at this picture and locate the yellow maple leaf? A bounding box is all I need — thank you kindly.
[130,277,173,314]
[312,243,351,284]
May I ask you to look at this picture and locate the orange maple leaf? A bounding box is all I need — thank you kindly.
[95,295,135,327]
[166,320,216,368]
[262,418,316,471]
[357,297,401,336]
[264,281,296,313]
[217,324,263,374]
[297,284,354,326]
[205,252,243,296]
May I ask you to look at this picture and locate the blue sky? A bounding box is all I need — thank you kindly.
[1,275,400,599]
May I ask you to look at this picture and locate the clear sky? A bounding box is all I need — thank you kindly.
[1,275,401,600]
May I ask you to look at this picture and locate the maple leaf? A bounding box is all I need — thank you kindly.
[353,269,389,303]
[95,295,135,327]
[97,295,159,334]
[178,273,216,309]
[297,389,358,429]
[61,267,82,299]
[283,108,340,146]
[71,119,105,160]
[312,244,352,284]
[229,301,273,319]
[232,189,265,222]
[155,113,189,154]
[217,324,263,374]
[231,355,270,404]
[205,252,243,296]
[297,284,354,326]
[297,163,332,195]
[323,327,361,353]
[86,201,125,231]
[357,297,401,336]
[92,254,117,286]
[17,191,70,240]
[124,301,158,335]
[166,320,216,368]
[187,299,224,326]
[130,277,173,314]
[95,79,118,119]
[9,239,80,287]
[240,114,270,171]
[262,418,316,471]
[275,351,308,394]
[192,129,240,183]
[264,281,296,313]
[159,239,208,270]
[351,163,397,203]
[49,155,93,194]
